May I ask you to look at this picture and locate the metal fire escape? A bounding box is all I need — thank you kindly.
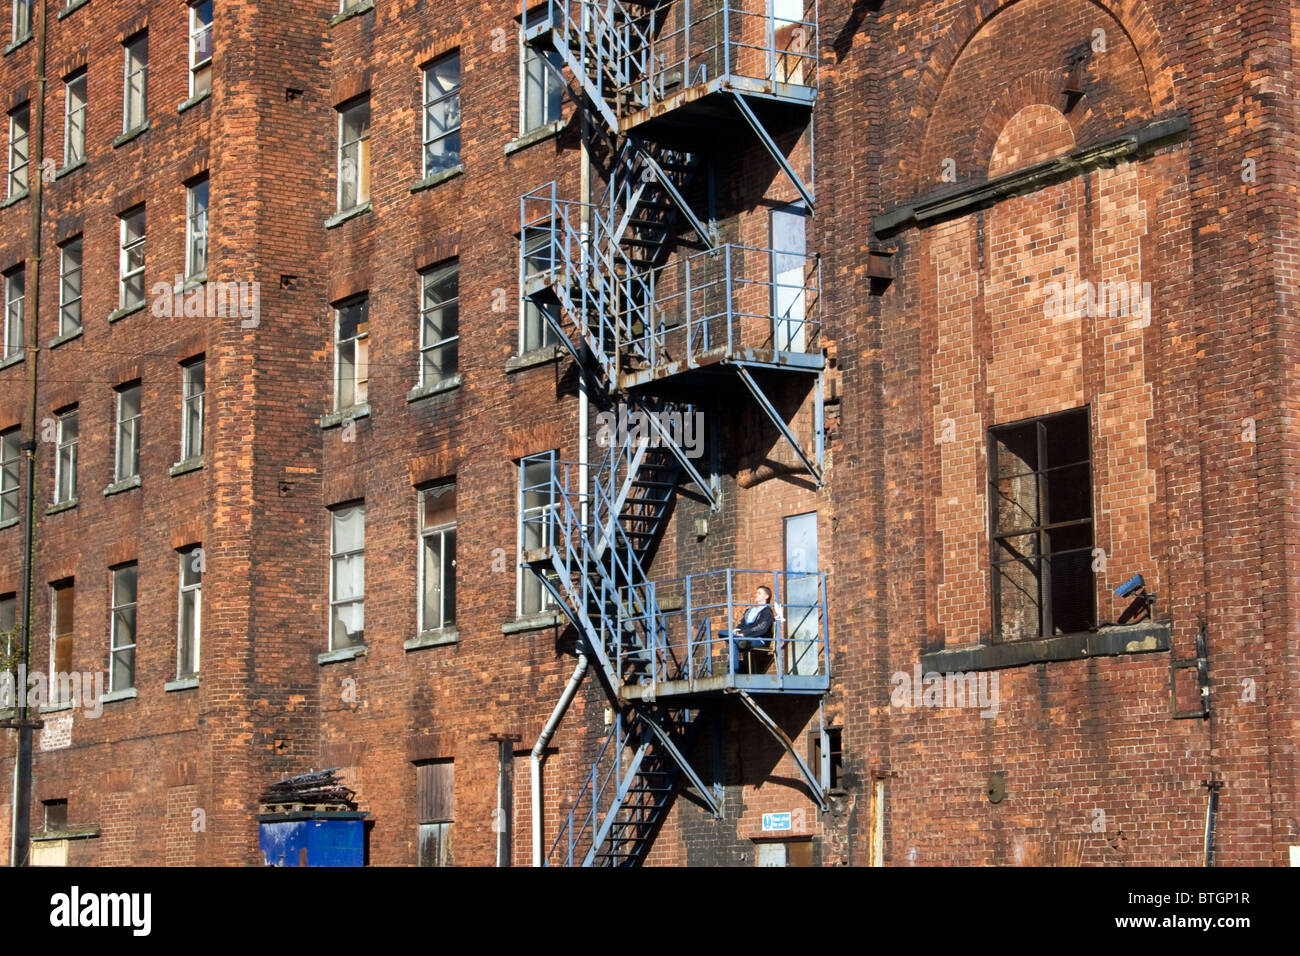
[519,0,829,866]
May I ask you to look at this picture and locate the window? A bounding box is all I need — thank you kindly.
[53,407,77,504]
[329,502,365,650]
[58,238,82,335]
[0,428,18,523]
[63,71,86,167]
[416,760,453,867]
[422,53,461,176]
[187,176,209,278]
[337,96,370,211]
[809,726,843,791]
[109,563,137,692]
[177,546,202,678]
[119,206,146,310]
[189,2,213,98]
[519,453,557,616]
[7,102,29,197]
[419,483,456,633]
[334,296,369,410]
[42,799,67,832]
[181,358,205,461]
[521,228,560,353]
[419,262,458,384]
[49,580,73,697]
[11,0,30,42]
[114,383,141,482]
[3,265,22,360]
[989,407,1095,641]
[521,8,562,133]
[0,592,15,662]
[122,33,148,133]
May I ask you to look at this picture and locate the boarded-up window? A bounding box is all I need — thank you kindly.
[417,760,453,867]
[50,580,74,685]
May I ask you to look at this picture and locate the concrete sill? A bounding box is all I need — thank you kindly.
[405,628,459,651]
[919,621,1174,673]
[112,122,150,149]
[2,33,31,56]
[165,677,199,692]
[0,353,22,371]
[57,0,90,20]
[45,499,78,516]
[318,645,367,665]
[108,301,147,323]
[169,456,203,477]
[0,517,17,531]
[409,164,465,193]
[0,189,29,209]
[329,0,375,27]
[55,158,86,180]
[103,474,141,497]
[502,610,566,635]
[178,89,211,114]
[325,202,372,229]
[101,688,137,705]
[320,403,370,429]
[505,344,564,373]
[176,272,207,293]
[33,827,99,843]
[505,120,565,155]
[48,326,83,349]
[406,374,462,403]
[40,701,73,714]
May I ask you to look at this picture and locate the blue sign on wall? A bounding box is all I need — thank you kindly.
[762,812,792,832]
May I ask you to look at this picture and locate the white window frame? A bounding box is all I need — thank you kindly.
[418,483,456,634]
[0,428,19,524]
[53,407,77,504]
[63,71,86,167]
[520,227,560,353]
[518,452,557,617]
[181,358,205,462]
[11,0,30,43]
[119,207,146,310]
[419,262,459,386]
[333,296,369,411]
[188,1,213,98]
[122,33,148,134]
[186,176,209,279]
[114,382,141,482]
[8,102,29,198]
[177,546,202,679]
[109,564,137,693]
[336,96,370,211]
[422,52,461,177]
[3,266,23,360]
[48,580,74,703]
[59,237,82,336]
[520,7,563,134]
[329,502,365,651]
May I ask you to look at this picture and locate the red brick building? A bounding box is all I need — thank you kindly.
[0,0,1295,866]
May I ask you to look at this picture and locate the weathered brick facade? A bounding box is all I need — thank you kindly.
[0,0,1295,867]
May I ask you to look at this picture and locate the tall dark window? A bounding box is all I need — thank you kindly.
[989,407,1094,640]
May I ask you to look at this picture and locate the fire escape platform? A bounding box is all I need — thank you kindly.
[621,673,830,699]
[620,345,824,391]
[621,80,814,144]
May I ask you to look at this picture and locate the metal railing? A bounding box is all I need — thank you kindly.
[546,712,640,866]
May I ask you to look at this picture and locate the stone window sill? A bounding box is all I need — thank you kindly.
[56,158,86,180]
[325,202,372,229]
[506,120,565,155]
[406,374,462,403]
[501,610,566,635]
[405,628,459,651]
[45,499,78,516]
[112,122,150,149]
[318,645,367,665]
[505,344,564,373]
[40,701,73,714]
[918,621,1173,673]
[321,403,370,429]
[101,688,137,704]
[48,326,83,349]
[410,164,465,193]
[0,189,29,209]
[33,827,99,842]
[169,456,203,477]
[103,475,141,497]
[178,89,211,114]
[109,301,147,323]
[165,676,199,692]
[2,33,31,56]
[58,0,90,21]
[329,0,375,27]
[0,517,17,531]
[0,352,22,371]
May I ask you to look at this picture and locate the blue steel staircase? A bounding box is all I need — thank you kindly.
[521,0,827,867]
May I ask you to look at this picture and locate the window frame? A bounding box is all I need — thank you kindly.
[63,70,87,167]
[58,237,82,336]
[519,7,563,135]
[11,0,31,43]
[181,358,205,462]
[418,261,459,386]
[118,206,146,310]
[48,579,74,700]
[0,591,16,661]
[186,175,209,279]
[520,227,560,353]
[3,265,23,360]
[53,406,77,505]
[109,563,137,693]
[333,295,369,411]
[987,406,1096,642]
[418,482,457,634]
[421,51,462,177]
[114,382,142,483]
[328,501,366,651]
[188,1,213,98]
[122,32,148,134]
[7,101,29,198]
[0,428,19,524]
[517,451,557,617]
[336,95,370,212]
[176,545,202,679]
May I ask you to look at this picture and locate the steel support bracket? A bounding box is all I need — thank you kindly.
[735,690,827,811]
[735,365,824,485]
[633,706,720,817]
[730,92,815,210]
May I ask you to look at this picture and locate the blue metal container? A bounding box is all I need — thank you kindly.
[258,813,366,867]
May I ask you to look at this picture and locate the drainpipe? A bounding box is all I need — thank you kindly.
[531,653,587,866]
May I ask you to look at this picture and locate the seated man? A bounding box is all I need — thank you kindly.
[720,585,776,674]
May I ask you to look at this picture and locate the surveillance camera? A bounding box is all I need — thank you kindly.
[1114,573,1145,598]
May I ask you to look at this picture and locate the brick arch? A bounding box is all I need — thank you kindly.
[974,73,1083,174]
[986,103,1077,177]
[905,0,1177,195]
